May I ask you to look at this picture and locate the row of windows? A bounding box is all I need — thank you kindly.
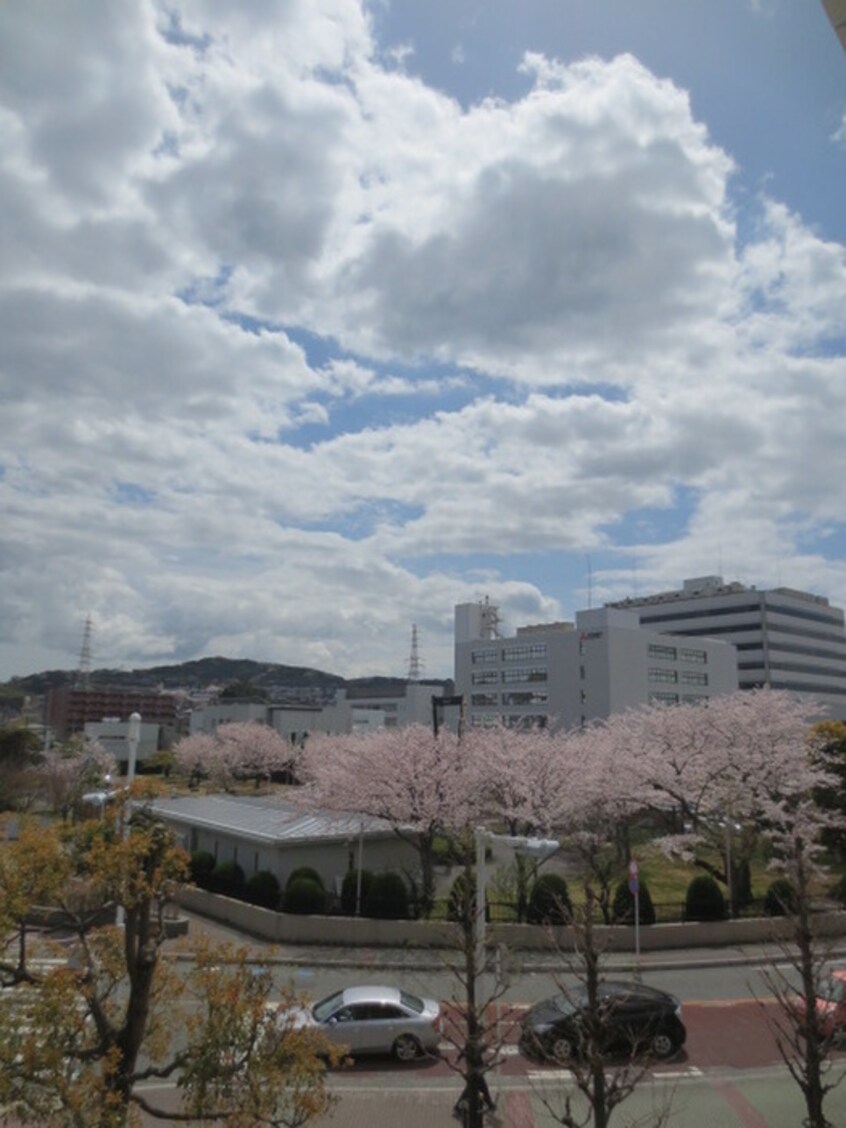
[502,643,548,662]
[663,620,846,647]
[503,691,549,706]
[472,668,549,685]
[737,660,846,679]
[470,714,549,729]
[641,599,842,629]
[472,644,548,664]
[649,692,709,706]
[735,639,846,661]
[649,668,678,684]
[647,643,708,663]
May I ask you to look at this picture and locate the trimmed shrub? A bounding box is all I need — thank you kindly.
[285,866,325,891]
[763,878,798,917]
[364,871,410,920]
[284,876,327,915]
[684,875,726,922]
[612,877,656,926]
[208,860,245,897]
[527,873,572,925]
[244,870,281,910]
[190,850,216,887]
[341,869,374,916]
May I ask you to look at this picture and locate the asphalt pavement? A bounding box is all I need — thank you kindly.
[157,909,846,1128]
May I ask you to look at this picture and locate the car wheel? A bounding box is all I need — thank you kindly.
[549,1034,575,1062]
[393,1034,421,1062]
[651,1030,678,1058]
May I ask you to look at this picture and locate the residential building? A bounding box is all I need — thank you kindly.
[46,686,179,742]
[608,575,846,721]
[454,602,738,732]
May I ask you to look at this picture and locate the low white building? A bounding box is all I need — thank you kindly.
[151,793,421,898]
[455,602,738,732]
[83,718,162,768]
[190,683,445,744]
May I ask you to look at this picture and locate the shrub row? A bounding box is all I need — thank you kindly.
[189,853,414,918]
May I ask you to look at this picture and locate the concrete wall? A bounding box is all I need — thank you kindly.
[176,886,846,951]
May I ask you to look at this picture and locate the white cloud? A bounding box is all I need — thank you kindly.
[0,0,844,682]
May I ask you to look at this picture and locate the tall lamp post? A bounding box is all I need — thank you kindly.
[126,711,141,787]
[116,712,142,928]
[473,828,559,1114]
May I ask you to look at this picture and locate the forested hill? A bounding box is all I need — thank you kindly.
[2,657,447,697]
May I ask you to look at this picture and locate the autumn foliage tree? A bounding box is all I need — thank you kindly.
[0,789,339,1127]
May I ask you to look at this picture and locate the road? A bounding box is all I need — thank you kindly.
[134,943,846,1127]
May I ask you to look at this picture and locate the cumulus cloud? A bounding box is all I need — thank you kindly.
[0,0,844,681]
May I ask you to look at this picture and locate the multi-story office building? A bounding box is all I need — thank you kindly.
[46,686,179,742]
[454,602,738,732]
[608,575,846,721]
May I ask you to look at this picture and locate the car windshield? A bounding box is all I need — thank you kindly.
[312,991,345,1022]
[400,991,424,1013]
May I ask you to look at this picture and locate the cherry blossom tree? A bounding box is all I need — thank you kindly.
[39,735,117,821]
[173,723,297,791]
[605,690,830,914]
[461,722,566,920]
[301,723,480,916]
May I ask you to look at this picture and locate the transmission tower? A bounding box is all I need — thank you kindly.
[407,623,424,682]
[76,614,93,690]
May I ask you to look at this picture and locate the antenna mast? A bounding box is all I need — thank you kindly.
[407,623,423,682]
[76,614,93,690]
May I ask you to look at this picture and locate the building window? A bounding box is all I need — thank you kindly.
[649,691,679,705]
[680,647,708,664]
[682,694,708,704]
[501,691,548,706]
[502,643,548,662]
[579,665,586,679]
[472,670,499,685]
[649,668,678,684]
[648,643,678,661]
[471,693,498,706]
[680,670,709,686]
[502,667,548,684]
[472,649,499,665]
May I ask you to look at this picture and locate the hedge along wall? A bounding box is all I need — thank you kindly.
[175,887,846,951]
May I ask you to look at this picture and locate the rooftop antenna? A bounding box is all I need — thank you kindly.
[407,623,423,683]
[479,596,501,640]
[586,554,593,609]
[76,614,93,690]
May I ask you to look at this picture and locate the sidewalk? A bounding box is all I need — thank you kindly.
[167,907,846,974]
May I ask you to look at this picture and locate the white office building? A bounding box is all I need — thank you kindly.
[608,576,846,721]
[454,601,738,732]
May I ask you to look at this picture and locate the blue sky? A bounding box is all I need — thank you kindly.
[0,1,844,683]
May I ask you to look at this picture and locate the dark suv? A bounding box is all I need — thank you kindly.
[519,980,686,1062]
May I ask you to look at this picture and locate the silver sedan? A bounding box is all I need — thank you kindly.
[303,985,442,1061]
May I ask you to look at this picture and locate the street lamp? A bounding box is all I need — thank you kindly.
[116,713,142,929]
[474,828,560,974]
[126,712,141,786]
